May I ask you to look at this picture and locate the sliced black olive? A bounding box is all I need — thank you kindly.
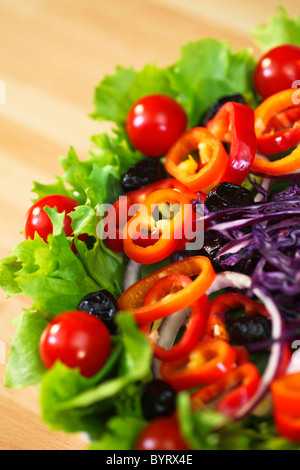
[205,182,254,213]
[200,94,246,126]
[141,379,177,420]
[121,158,165,193]
[229,315,272,346]
[78,290,118,335]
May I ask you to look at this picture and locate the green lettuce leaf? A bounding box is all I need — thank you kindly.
[88,416,146,450]
[253,7,300,52]
[0,206,123,317]
[168,39,257,126]
[177,392,300,450]
[92,39,257,133]
[0,256,22,297]
[4,309,47,389]
[92,64,175,125]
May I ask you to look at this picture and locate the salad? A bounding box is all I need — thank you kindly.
[2,7,300,451]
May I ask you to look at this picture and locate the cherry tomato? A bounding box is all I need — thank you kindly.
[39,310,111,378]
[126,94,187,157]
[135,416,189,450]
[24,194,80,242]
[254,45,300,99]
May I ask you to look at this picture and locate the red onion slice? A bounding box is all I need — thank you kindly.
[207,271,285,420]
[123,260,141,291]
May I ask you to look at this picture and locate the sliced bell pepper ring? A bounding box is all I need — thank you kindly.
[277,345,292,377]
[103,178,199,253]
[204,292,268,342]
[233,345,250,365]
[271,372,300,417]
[165,127,228,193]
[123,188,193,264]
[252,89,300,175]
[205,102,257,185]
[139,274,211,362]
[254,88,300,156]
[118,256,215,325]
[159,338,237,392]
[191,362,260,418]
[273,410,300,442]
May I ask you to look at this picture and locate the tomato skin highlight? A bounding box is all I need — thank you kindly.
[24,194,80,242]
[254,45,300,99]
[135,416,189,450]
[126,94,187,157]
[39,310,111,378]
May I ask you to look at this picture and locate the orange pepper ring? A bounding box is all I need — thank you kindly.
[165,127,228,192]
[159,338,237,391]
[271,372,300,417]
[254,89,300,138]
[139,274,211,362]
[191,362,260,416]
[252,89,300,175]
[123,189,193,264]
[118,256,215,325]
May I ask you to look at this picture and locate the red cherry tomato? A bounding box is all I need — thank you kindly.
[135,416,189,450]
[126,94,187,157]
[39,310,111,378]
[254,45,300,99]
[24,194,80,242]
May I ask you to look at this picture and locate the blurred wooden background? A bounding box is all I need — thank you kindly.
[0,0,298,450]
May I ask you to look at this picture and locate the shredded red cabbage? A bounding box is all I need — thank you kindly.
[192,182,300,319]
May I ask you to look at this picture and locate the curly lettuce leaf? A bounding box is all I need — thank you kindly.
[0,256,22,297]
[92,39,257,133]
[4,309,47,389]
[0,206,124,318]
[32,145,122,207]
[88,416,146,450]
[253,7,300,52]
[177,392,300,451]
[92,64,176,125]
[168,39,257,126]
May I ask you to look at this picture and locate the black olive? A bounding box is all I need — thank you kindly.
[200,231,228,259]
[229,315,272,346]
[205,182,254,213]
[78,290,118,335]
[200,94,246,126]
[121,158,165,193]
[141,379,177,420]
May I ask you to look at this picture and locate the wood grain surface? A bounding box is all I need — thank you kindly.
[0,0,298,451]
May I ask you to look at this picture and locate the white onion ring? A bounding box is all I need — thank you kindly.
[254,176,272,203]
[151,307,190,380]
[123,260,141,291]
[207,272,285,420]
[286,346,300,375]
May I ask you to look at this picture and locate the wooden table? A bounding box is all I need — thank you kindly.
[0,0,298,451]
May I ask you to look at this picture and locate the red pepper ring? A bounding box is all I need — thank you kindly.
[273,410,300,443]
[191,362,260,419]
[204,292,269,342]
[159,338,237,392]
[103,178,199,253]
[118,256,215,325]
[271,372,300,417]
[139,274,211,362]
[165,127,229,193]
[205,102,257,186]
[123,189,193,264]
[254,88,300,156]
